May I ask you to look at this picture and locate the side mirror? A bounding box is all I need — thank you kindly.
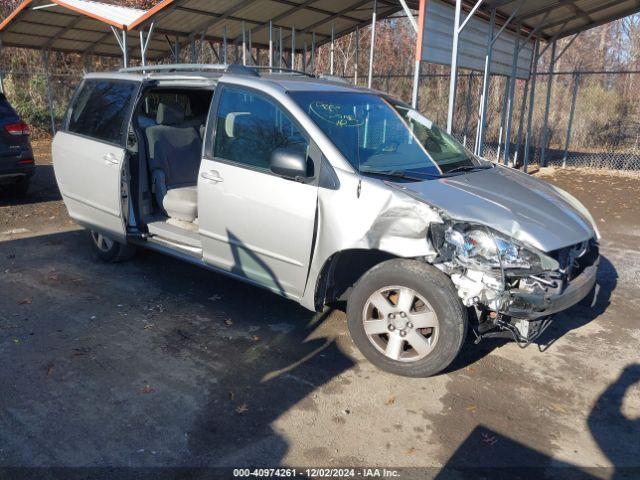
[270,146,310,180]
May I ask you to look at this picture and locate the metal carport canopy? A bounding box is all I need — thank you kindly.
[0,0,157,59]
[427,0,640,169]
[459,0,640,40]
[127,0,419,58]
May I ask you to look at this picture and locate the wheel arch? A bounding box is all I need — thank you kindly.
[313,248,403,310]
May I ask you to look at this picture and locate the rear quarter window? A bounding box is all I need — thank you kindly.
[67,80,137,145]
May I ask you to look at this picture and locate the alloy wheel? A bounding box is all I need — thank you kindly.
[362,286,439,362]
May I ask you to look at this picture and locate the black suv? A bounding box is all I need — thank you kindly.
[0,92,34,195]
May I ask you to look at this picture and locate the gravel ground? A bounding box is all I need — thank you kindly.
[1,143,639,479]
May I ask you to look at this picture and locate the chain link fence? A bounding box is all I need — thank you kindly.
[0,70,83,137]
[367,69,640,170]
[2,67,639,170]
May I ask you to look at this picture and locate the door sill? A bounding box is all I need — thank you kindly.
[147,219,202,257]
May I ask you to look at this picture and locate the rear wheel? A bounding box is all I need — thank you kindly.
[347,259,467,377]
[89,230,136,263]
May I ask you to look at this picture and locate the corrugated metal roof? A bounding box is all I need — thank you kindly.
[126,0,417,58]
[58,0,145,26]
[454,0,640,41]
[0,0,638,60]
[0,0,147,58]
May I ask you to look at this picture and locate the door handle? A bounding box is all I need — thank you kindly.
[201,170,224,183]
[103,153,119,165]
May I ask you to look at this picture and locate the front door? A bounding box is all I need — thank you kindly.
[198,86,319,299]
[52,79,139,242]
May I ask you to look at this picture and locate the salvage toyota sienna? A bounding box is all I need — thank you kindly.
[52,65,600,377]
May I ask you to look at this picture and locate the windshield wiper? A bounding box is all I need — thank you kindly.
[361,169,440,181]
[444,164,493,175]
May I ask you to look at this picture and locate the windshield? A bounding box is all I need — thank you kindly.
[289,91,486,179]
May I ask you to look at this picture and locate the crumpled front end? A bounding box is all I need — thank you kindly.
[431,221,600,345]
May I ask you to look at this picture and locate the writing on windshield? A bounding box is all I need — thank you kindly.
[289,91,482,178]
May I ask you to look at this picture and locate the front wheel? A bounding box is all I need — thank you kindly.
[347,259,467,377]
[89,230,136,263]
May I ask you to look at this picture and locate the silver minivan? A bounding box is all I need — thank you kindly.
[52,65,600,377]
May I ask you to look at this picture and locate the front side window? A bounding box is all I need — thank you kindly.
[213,87,308,171]
[290,91,487,179]
[67,80,137,145]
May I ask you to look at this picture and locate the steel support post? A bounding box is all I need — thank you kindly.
[446,0,463,134]
[223,26,228,64]
[411,63,421,109]
[139,23,155,68]
[279,28,283,68]
[291,27,296,69]
[514,40,537,166]
[311,32,316,72]
[248,28,252,64]
[562,72,580,168]
[476,8,495,155]
[446,0,485,133]
[42,50,56,135]
[463,73,474,148]
[523,40,540,172]
[513,75,530,164]
[200,30,206,63]
[112,28,129,68]
[496,78,510,161]
[412,0,426,109]
[330,22,335,75]
[354,28,359,85]
[82,53,91,74]
[303,43,307,72]
[140,31,147,66]
[367,0,377,89]
[540,40,556,167]
[122,31,128,68]
[502,25,521,165]
[269,21,273,68]
[242,22,247,65]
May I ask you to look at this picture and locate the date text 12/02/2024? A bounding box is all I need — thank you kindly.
[233,468,401,478]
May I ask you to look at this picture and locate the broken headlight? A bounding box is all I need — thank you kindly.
[443,225,543,271]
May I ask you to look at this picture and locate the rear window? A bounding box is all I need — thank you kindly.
[67,80,137,145]
[0,93,18,119]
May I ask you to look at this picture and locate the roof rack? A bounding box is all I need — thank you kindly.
[119,63,316,78]
[119,63,229,74]
[247,66,315,78]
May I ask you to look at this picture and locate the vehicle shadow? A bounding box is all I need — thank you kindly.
[434,363,640,479]
[0,230,352,474]
[587,363,640,478]
[227,229,286,297]
[433,425,601,479]
[0,164,61,205]
[445,255,617,374]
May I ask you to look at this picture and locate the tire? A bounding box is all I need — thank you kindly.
[346,259,467,377]
[88,230,136,263]
[7,177,30,196]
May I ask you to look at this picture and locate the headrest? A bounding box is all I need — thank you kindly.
[157,102,185,125]
[224,112,251,138]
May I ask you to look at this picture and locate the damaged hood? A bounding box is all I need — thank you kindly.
[391,165,597,252]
